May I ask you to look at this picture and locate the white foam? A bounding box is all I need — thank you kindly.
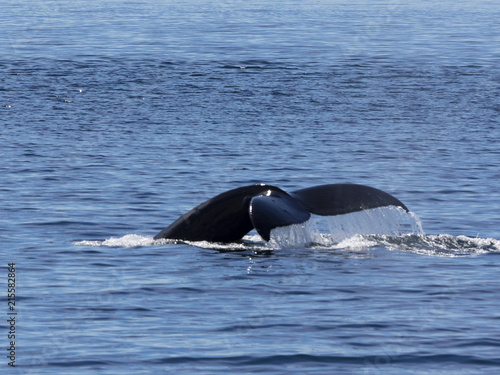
[376,233,500,257]
[184,239,263,251]
[72,211,500,257]
[74,233,270,251]
[333,234,378,250]
[74,234,160,247]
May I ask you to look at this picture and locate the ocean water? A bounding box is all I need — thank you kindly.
[2,0,500,373]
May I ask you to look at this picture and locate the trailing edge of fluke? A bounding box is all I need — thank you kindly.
[154,183,409,243]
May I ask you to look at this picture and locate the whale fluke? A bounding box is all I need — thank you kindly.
[154,183,409,243]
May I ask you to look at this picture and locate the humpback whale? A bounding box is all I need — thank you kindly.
[154,184,409,243]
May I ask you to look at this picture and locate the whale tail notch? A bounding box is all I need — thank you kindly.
[154,183,409,243]
[249,190,311,241]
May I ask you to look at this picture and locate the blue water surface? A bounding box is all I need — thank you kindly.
[1,0,500,374]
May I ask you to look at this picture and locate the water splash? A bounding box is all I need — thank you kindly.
[73,208,500,257]
[268,206,423,248]
[74,232,500,257]
[323,206,424,242]
[268,219,324,249]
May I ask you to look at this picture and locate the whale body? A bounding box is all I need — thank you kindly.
[154,183,409,243]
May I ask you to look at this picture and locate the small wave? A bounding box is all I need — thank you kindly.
[147,353,500,366]
[73,213,500,257]
[374,233,500,257]
[74,233,500,256]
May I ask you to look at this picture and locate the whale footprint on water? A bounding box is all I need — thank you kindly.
[154,184,409,243]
